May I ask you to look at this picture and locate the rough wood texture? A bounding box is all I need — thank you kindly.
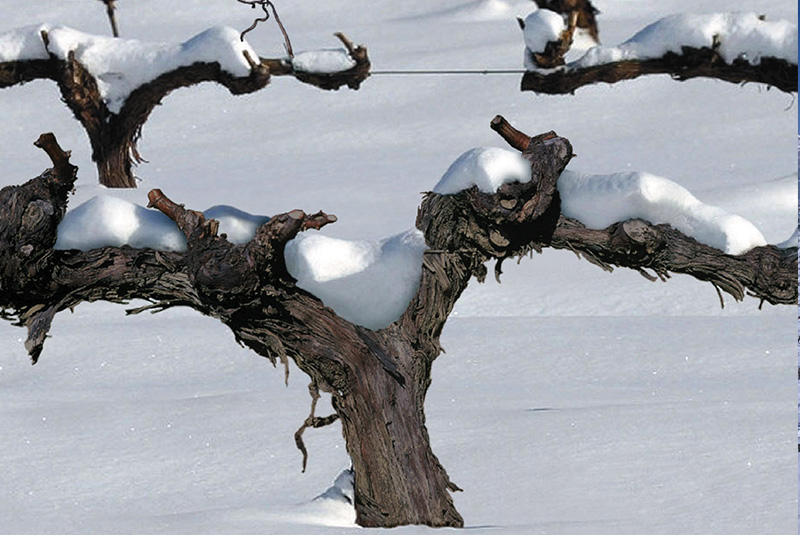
[0,123,794,527]
[531,0,600,42]
[522,46,798,94]
[0,31,370,187]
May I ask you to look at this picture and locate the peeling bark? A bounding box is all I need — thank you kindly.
[0,122,794,527]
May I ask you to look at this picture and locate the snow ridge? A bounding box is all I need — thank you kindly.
[291,49,356,73]
[558,170,768,255]
[433,147,532,194]
[56,195,427,330]
[572,12,798,69]
[0,24,258,113]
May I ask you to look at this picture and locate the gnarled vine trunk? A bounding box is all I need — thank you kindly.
[0,120,794,527]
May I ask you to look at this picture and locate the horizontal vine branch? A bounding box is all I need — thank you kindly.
[417,116,796,312]
[0,30,370,187]
[522,45,798,94]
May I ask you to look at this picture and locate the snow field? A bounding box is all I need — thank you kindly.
[0,308,793,534]
[0,0,796,533]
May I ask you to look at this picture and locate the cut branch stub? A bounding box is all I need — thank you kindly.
[490,115,532,152]
[147,188,216,241]
[34,132,78,186]
[532,10,579,68]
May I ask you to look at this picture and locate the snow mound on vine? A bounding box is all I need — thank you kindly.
[54,196,269,251]
[284,229,427,330]
[433,147,532,194]
[202,205,270,244]
[0,24,258,113]
[292,49,355,73]
[558,170,768,255]
[0,23,51,61]
[522,9,565,54]
[54,195,187,252]
[570,12,797,69]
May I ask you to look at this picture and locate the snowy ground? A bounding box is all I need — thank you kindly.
[0,0,796,533]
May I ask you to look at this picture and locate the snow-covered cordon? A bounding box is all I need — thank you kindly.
[523,11,798,70]
[291,49,356,73]
[432,145,783,255]
[557,170,769,255]
[0,24,258,113]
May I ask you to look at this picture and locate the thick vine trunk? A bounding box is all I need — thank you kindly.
[91,125,138,188]
[333,331,461,527]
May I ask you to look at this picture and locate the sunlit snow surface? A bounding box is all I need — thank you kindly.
[558,170,768,255]
[433,146,532,194]
[55,196,269,251]
[522,9,566,54]
[568,12,798,70]
[0,0,796,533]
[55,195,187,251]
[291,49,356,73]
[285,229,427,329]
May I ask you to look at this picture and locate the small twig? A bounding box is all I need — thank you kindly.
[99,0,120,38]
[237,0,294,58]
[712,283,726,309]
[294,382,340,472]
[636,268,658,282]
[334,32,357,56]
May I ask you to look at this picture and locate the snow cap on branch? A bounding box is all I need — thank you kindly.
[433,147,532,195]
[522,9,566,54]
[0,24,259,113]
[285,229,427,330]
[558,170,768,255]
[292,48,357,74]
[573,12,798,68]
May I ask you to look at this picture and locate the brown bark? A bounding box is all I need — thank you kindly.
[0,122,794,527]
[101,0,120,37]
[523,45,798,94]
[0,31,369,187]
[531,0,600,42]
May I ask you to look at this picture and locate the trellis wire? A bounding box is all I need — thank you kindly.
[369,69,527,76]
